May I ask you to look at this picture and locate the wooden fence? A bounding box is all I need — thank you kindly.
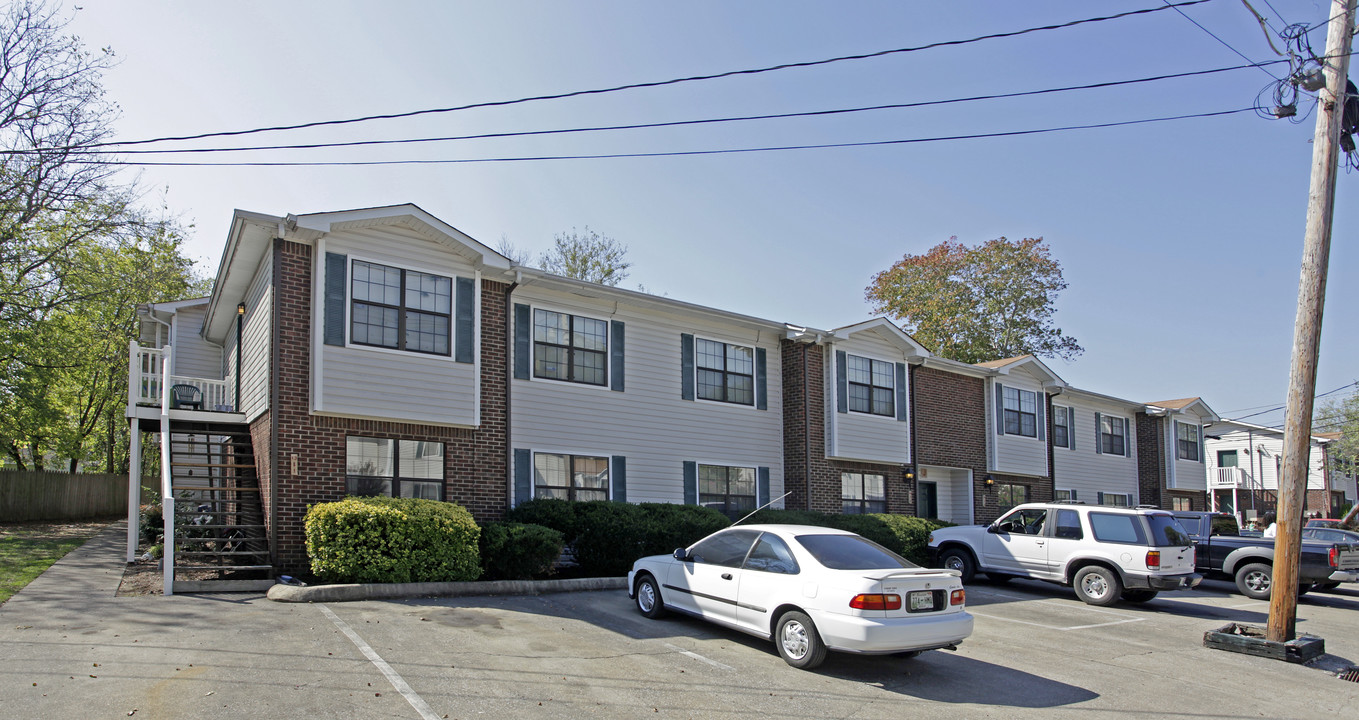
[0,471,128,522]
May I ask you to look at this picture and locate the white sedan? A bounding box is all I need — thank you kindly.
[627,524,974,669]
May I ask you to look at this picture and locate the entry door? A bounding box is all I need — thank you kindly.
[918,481,938,519]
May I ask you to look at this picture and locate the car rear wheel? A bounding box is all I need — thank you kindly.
[1120,589,1158,603]
[1072,566,1122,606]
[1235,562,1273,600]
[634,574,667,619]
[939,548,976,583]
[775,611,827,670]
[1315,582,1341,592]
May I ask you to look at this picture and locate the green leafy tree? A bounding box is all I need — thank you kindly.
[1316,391,1359,518]
[540,227,631,286]
[865,236,1082,364]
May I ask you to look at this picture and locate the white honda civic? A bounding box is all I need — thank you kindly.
[627,524,974,669]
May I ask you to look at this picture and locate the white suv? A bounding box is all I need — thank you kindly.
[927,502,1201,606]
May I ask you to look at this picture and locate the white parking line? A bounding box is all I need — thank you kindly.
[969,610,1145,631]
[319,604,442,720]
[664,642,734,671]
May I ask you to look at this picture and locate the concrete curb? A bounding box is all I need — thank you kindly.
[266,575,628,603]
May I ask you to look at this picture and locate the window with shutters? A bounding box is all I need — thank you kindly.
[533,453,609,502]
[1100,416,1127,456]
[699,464,756,518]
[346,436,445,501]
[846,354,894,417]
[1176,422,1200,461]
[533,309,608,386]
[350,260,452,355]
[1052,405,1071,448]
[1003,387,1037,437]
[696,338,754,405]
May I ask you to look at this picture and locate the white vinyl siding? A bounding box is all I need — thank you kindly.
[989,370,1048,477]
[315,226,480,427]
[169,305,222,380]
[510,286,783,506]
[1168,415,1207,491]
[825,333,910,465]
[1051,395,1140,504]
[1202,422,1331,492]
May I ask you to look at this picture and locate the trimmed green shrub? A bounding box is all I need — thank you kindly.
[479,522,564,580]
[637,502,731,556]
[868,514,955,566]
[505,499,582,542]
[305,497,481,583]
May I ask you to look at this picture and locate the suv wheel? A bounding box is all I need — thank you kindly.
[939,548,976,583]
[1072,565,1122,606]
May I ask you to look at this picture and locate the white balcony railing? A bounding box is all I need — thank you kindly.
[1211,467,1257,490]
[128,342,234,411]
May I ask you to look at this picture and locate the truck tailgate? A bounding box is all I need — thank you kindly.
[1335,543,1359,571]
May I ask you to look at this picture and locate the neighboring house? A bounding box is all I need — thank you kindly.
[123,202,1228,592]
[1137,398,1219,512]
[1205,420,1346,520]
[1316,432,1357,513]
[1049,387,1144,508]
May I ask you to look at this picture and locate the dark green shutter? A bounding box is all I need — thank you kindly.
[610,320,625,392]
[611,455,627,502]
[835,350,848,414]
[1124,418,1132,457]
[1036,392,1046,442]
[1071,490,1078,501]
[680,334,695,400]
[454,277,474,363]
[1197,425,1204,463]
[995,383,1005,435]
[895,362,908,422]
[755,347,767,410]
[514,448,531,506]
[1094,412,1103,455]
[1069,409,1076,451]
[1097,491,1105,505]
[758,466,771,507]
[683,461,697,505]
[513,304,531,380]
[324,252,347,346]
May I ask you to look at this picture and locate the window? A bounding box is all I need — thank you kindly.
[1101,493,1130,507]
[1171,496,1192,511]
[847,355,894,416]
[1177,422,1200,461]
[841,472,886,514]
[794,533,916,570]
[1217,450,1238,468]
[1003,387,1037,437]
[743,533,800,574]
[351,260,452,355]
[1054,509,1083,540]
[1055,489,1075,502]
[533,309,607,386]
[1052,405,1071,448]
[689,529,759,567]
[996,482,1028,510]
[1100,416,1127,456]
[1089,512,1148,545]
[1147,514,1192,546]
[345,437,445,500]
[696,338,754,405]
[533,453,609,502]
[699,464,756,517]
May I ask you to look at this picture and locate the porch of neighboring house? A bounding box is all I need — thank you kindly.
[125,342,272,594]
[1209,466,1276,524]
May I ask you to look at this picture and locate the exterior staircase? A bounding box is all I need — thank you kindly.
[165,420,272,592]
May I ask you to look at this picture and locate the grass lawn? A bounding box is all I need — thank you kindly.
[0,521,108,605]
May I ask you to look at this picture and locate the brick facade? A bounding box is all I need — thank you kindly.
[1136,414,1208,511]
[260,240,510,572]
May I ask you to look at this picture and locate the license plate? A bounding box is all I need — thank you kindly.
[909,591,934,611]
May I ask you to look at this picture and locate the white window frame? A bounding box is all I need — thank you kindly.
[1176,421,1201,461]
[532,451,611,502]
[845,353,896,418]
[1101,493,1131,507]
[530,306,611,389]
[693,335,756,407]
[342,253,462,363]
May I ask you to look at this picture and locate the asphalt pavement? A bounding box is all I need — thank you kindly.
[3,521,1358,719]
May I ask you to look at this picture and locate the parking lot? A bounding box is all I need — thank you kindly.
[4,525,1359,718]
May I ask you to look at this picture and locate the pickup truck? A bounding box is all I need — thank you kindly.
[1171,511,1359,600]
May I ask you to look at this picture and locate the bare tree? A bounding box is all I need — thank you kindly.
[540,227,631,286]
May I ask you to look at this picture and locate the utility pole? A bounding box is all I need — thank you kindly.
[1268,0,1356,643]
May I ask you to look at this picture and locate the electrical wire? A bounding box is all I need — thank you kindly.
[1258,0,1291,27]
[87,0,1215,149]
[17,59,1281,158]
[1226,382,1359,422]
[1162,0,1282,79]
[86,108,1257,167]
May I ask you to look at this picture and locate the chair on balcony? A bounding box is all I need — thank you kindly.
[170,384,203,410]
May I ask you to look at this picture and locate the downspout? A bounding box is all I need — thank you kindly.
[504,276,520,512]
[803,343,812,511]
[1248,428,1257,514]
[235,306,244,411]
[268,239,282,570]
[908,362,918,517]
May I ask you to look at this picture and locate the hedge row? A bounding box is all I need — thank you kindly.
[304,497,481,583]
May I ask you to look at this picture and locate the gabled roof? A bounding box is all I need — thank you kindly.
[974,354,1067,388]
[825,318,932,359]
[1147,397,1220,423]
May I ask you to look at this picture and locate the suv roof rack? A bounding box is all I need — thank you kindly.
[1051,500,1086,504]
[1135,504,1161,509]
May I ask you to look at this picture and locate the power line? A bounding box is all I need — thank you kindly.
[1226,381,1359,421]
[39,60,1282,157]
[1162,0,1283,79]
[1258,0,1291,26]
[86,108,1256,168]
[90,0,1215,149]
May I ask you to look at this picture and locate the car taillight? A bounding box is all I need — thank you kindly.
[849,593,902,611]
[1330,547,1339,568]
[950,589,965,606]
[1146,550,1161,569]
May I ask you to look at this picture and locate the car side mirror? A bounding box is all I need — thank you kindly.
[673,548,690,561]
[987,524,1000,534]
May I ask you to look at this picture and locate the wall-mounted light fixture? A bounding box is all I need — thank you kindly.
[237,302,246,315]
[984,474,995,491]
[904,466,916,482]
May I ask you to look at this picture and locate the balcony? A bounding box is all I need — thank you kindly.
[1210,467,1258,490]
[128,343,234,412]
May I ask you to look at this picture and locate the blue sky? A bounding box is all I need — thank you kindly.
[69,0,1356,425]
